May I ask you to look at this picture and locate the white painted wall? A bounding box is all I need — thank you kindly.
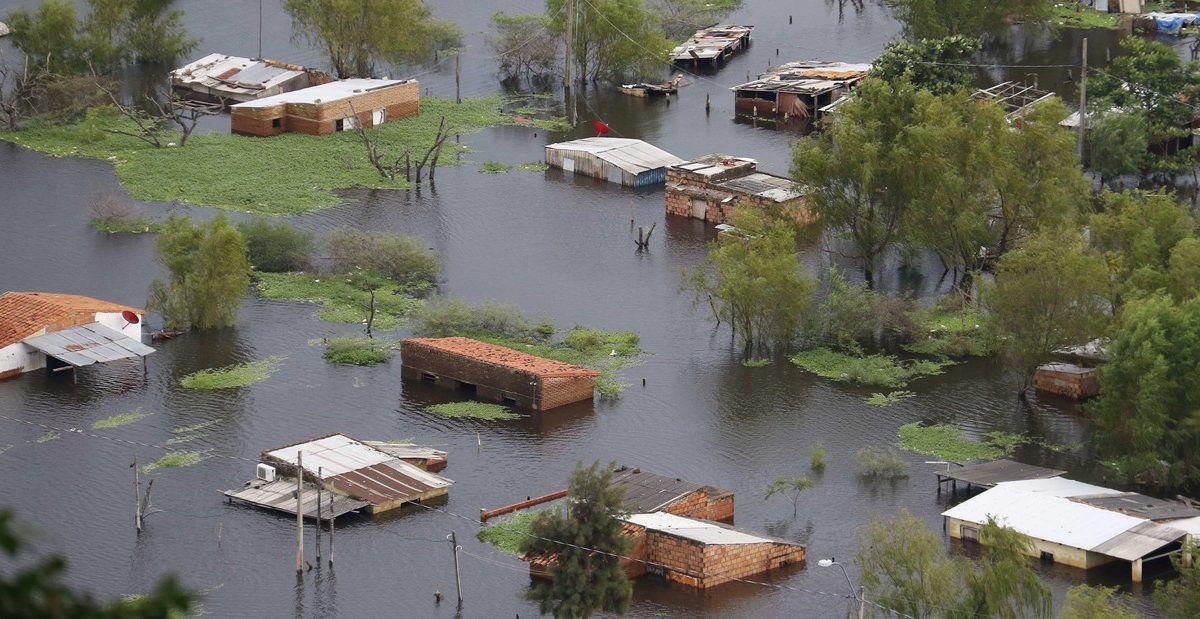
[0,311,143,378]
[95,311,144,341]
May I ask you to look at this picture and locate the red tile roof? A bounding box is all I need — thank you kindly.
[0,292,143,348]
[403,337,601,379]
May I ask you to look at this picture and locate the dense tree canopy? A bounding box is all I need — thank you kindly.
[546,0,672,82]
[148,213,250,330]
[1089,190,1199,305]
[871,35,981,95]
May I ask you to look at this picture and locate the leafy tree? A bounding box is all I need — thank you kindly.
[0,509,193,618]
[814,267,913,352]
[871,35,981,95]
[857,510,1050,619]
[1089,296,1200,490]
[652,0,743,39]
[1086,110,1149,185]
[1153,540,1200,618]
[283,0,462,78]
[237,217,314,273]
[488,12,559,82]
[1060,584,1143,619]
[1089,190,1198,304]
[325,228,440,286]
[682,208,816,353]
[984,231,1108,396]
[765,475,813,518]
[1169,237,1200,300]
[546,0,672,82]
[884,0,1055,40]
[521,461,632,619]
[148,213,250,330]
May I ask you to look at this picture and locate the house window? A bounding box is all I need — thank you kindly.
[271,118,281,128]
[421,372,438,383]
[458,382,477,396]
[1040,551,1054,563]
[960,525,980,542]
[335,119,344,132]
[502,395,517,406]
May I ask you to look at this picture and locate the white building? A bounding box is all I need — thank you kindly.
[0,291,152,380]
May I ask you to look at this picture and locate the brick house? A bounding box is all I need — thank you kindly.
[400,337,600,412]
[230,78,419,137]
[665,154,812,225]
[611,466,734,523]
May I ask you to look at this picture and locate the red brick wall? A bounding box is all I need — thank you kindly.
[232,81,419,137]
[1034,367,1099,399]
[664,168,813,225]
[540,375,596,410]
[639,529,805,588]
[662,489,735,524]
[400,341,538,409]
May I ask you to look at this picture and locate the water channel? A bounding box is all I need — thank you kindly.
[0,1,1185,616]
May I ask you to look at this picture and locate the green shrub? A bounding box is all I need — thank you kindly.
[326,228,440,285]
[742,358,770,368]
[897,423,1026,462]
[855,447,909,479]
[255,272,423,329]
[478,509,551,554]
[237,217,315,272]
[810,442,826,472]
[412,297,550,341]
[323,337,393,365]
[790,348,951,388]
[904,301,996,358]
[865,391,916,406]
[479,161,510,173]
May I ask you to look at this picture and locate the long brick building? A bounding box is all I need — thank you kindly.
[230,78,419,137]
[400,337,600,412]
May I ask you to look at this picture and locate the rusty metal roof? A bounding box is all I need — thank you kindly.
[21,322,154,367]
[1074,492,1200,521]
[224,478,370,520]
[611,466,731,513]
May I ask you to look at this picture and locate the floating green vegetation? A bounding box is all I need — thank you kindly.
[742,358,770,368]
[897,423,1029,463]
[180,356,284,390]
[865,391,917,407]
[90,215,159,234]
[477,509,549,555]
[94,407,148,429]
[483,327,645,398]
[34,431,61,444]
[479,161,511,174]
[120,593,198,619]
[789,348,951,388]
[810,441,826,472]
[516,161,549,172]
[904,306,996,358]
[255,272,424,329]
[855,446,910,479]
[0,97,516,214]
[144,451,206,472]
[323,336,395,365]
[426,402,522,421]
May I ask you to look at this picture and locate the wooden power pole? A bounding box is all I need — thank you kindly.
[295,451,304,574]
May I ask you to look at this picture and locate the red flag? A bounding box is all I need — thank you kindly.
[592,120,610,136]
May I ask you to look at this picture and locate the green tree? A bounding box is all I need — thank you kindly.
[1090,190,1198,304]
[148,213,250,330]
[488,12,559,82]
[546,0,672,82]
[325,228,440,286]
[1153,540,1200,618]
[237,217,314,273]
[1060,584,1143,619]
[520,461,632,619]
[1088,296,1200,490]
[765,475,813,518]
[653,0,744,39]
[283,0,462,78]
[1086,110,1149,185]
[0,510,193,618]
[683,208,816,353]
[984,231,1108,396]
[884,0,1055,40]
[870,35,981,95]
[1169,237,1200,300]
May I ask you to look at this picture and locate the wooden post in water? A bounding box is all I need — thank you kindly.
[133,456,142,533]
[455,52,461,104]
[315,466,322,563]
[449,532,463,603]
[295,451,304,574]
[328,492,335,567]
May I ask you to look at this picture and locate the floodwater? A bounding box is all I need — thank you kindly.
[0,1,1182,617]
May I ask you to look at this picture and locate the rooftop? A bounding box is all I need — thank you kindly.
[0,291,142,348]
[22,323,154,367]
[972,81,1056,121]
[623,512,794,546]
[402,337,601,379]
[732,61,872,94]
[170,53,308,96]
[611,466,731,513]
[937,459,1066,488]
[232,78,411,109]
[546,138,685,175]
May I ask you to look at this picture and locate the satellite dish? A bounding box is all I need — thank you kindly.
[121,310,141,326]
[592,120,610,136]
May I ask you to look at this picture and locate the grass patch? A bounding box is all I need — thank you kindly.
[810,441,826,472]
[897,423,1028,463]
[180,356,284,390]
[481,327,644,398]
[865,391,916,406]
[93,407,148,429]
[742,358,770,368]
[255,271,425,329]
[1051,3,1122,28]
[477,509,548,555]
[1,97,520,214]
[34,431,61,443]
[90,215,158,234]
[479,160,511,173]
[426,402,522,420]
[323,336,394,365]
[143,451,206,472]
[855,446,910,479]
[904,306,996,358]
[789,348,951,388]
[516,161,549,172]
[173,420,218,434]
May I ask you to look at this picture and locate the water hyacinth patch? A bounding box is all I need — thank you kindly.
[180,356,285,390]
[426,402,521,420]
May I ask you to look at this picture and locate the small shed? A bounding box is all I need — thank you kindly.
[1034,362,1099,399]
[401,337,601,411]
[169,53,334,104]
[0,291,151,380]
[545,138,685,187]
[670,25,753,69]
[731,61,871,119]
[665,154,810,225]
[230,78,419,137]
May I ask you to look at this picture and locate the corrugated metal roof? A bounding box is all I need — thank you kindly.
[937,459,1066,488]
[1168,516,1200,535]
[611,467,729,513]
[1091,521,1188,561]
[1074,492,1200,521]
[21,322,154,367]
[224,478,370,519]
[545,138,684,175]
[170,53,306,96]
[267,434,392,477]
[623,512,779,545]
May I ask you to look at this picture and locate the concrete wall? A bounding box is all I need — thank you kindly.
[232,81,419,137]
[0,339,44,379]
[947,517,1115,570]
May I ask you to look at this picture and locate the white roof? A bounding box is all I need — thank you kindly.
[623,512,779,545]
[1171,516,1200,535]
[546,138,684,175]
[266,434,393,478]
[232,79,407,108]
[1000,477,1115,497]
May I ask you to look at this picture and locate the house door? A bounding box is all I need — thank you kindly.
[690,198,708,220]
[340,115,357,131]
[372,108,385,126]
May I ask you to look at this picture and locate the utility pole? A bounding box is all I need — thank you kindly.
[315,466,322,563]
[258,0,263,59]
[563,0,577,126]
[295,451,304,574]
[858,585,866,619]
[1077,37,1088,163]
[133,456,142,533]
[448,532,463,604]
[455,52,462,104]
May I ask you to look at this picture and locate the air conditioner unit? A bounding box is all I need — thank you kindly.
[256,463,276,483]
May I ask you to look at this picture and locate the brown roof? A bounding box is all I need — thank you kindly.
[403,337,601,379]
[0,292,143,348]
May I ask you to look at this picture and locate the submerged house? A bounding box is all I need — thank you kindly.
[943,478,1200,581]
[230,78,420,137]
[544,138,685,187]
[170,53,334,104]
[0,291,152,380]
[972,81,1056,122]
[400,337,600,412]
[224,433,453,519]
[670,25,753,69]
[731,61,870,119]
[665,154,810,225]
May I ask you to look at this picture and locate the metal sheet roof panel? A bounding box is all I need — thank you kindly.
[1090,521,1187,561]
[623,512,776,545]
[21,322,153,367]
